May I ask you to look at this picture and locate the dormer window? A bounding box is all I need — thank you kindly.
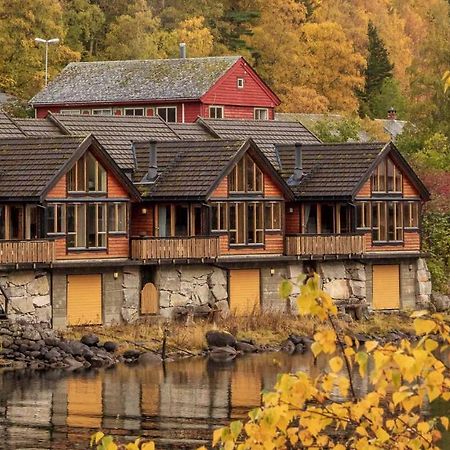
[67,152,107,193]
[237,78,244,89]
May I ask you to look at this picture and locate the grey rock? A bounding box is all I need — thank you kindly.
[123,349,141,359]
[206,330,236,348]
[32,295,50,308]
[44,337,60,347]
[22,327,41,341]
[103,341,118,353]
[418,281,432,296]
[214,300,230,318]
[80,334,99,347]
[193,304,212,317]
[211,283,228,301]
[295,343,306,354]
[123,269,139,289]
[208,345,237,362]
[7,285,27,297]
[235,341,257,353]
[27,276,50,296]
[9,271,35,286]
[66,341,87,356]
[121,306,139,323]
[210,268,227,288]
[0,328,12,336]
[63,357,84,370]
[280,339,295,354]
[319,261,346,280]
[1,336,13,348]
[35,306,51,323]
[9,297,34,314]
[138,352,161,364]
[431,292,450,312]
[172,306,188,320]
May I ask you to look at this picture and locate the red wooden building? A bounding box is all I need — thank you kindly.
[30,56,280,122]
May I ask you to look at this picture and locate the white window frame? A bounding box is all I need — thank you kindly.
[81,109,91,115]
[156,106,177,123]
[60,109,81,115]
[254,108,269,120]
[92,108,113,116]
[209,105,224,119]
[237,78,244,89]
[124,107,145,116]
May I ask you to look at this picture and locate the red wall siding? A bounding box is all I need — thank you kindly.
[131,205,154,237]
[363,231,420,253]
[47,176,66,198]
[54,236,129,260]
[108,173,128,198]
[285,203,301,234]
[183,102,202,122]
[202,58,278,108]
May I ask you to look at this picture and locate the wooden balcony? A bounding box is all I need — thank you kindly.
[286,234,365,257]
[131,236,220,261]
[0,240,56,264]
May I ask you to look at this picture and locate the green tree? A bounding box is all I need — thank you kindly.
[311,117,361,143]
[369,78,408,119]
[359,20,394,117]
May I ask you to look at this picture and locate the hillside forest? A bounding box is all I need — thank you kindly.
[0,0,449,292]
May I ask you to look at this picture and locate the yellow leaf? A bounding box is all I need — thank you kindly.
[410,310,428,318]
[279,279,293,299]
[344,335,353,347]
[141,443,155,450]
[125,444,138,450]
[311,341,322,357]
[413,318,436,335]
[375,428,390,443]
[91,432,104,446]
[329,356,343,373]
[424,338,438,352]
[440,417,449,430]
[213,428,224,447]
[365,340,378,352]
[355,351,368,377]
[393,391,410,406]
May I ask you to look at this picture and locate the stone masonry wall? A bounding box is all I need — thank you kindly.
[416,258,432,308]
[0,270,51,324]
[155,265,228,318]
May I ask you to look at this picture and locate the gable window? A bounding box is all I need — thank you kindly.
[67,203,106,249]
[92,109,112,116]
[124,108,144,116]
[209,106,224,119]
[211,202,227,232]
[372,201,403,242]
[265,202,281,231]
[237,78,244,88]
[67,153,107,193]
[254,108,268,120]
[47,204,65,234]
[229,155,263,193]
[371,159,403,193]
[156,106,177,123]
[108,203,127,233]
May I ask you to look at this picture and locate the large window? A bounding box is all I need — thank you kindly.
[371,159,403,193]
[156,106,177,123]
[229,155,263,193]
[108,203,127,233]
[67,203,107,249]
[372,201,403,242]
[67,153,107,193]
[211,202,227,232]
[209,106,224,119]
[124,108,144,116]
[265,202,281,231]
[404,202,419,228]
[357,202,371,229]
[92,109,112,116]
[47,204,65,235]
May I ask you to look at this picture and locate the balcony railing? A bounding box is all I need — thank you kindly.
[0,240,56,264]
[286,234,364,256]
[131,236,220,261]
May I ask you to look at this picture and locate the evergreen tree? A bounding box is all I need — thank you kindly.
[358,20,394,117]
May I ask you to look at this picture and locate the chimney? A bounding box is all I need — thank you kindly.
[387,106,397,120]
[143,141,158,182]
[293,143,304,182]
[179,42,186,59]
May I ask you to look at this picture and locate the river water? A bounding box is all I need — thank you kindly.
[0,352,448,449]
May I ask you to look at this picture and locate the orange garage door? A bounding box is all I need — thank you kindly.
[372,265,400,310]
[67,274,102,326]
[229,269,260,315]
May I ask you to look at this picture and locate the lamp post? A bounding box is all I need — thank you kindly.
[34,37,60,86]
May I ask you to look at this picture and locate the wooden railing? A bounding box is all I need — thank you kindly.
[0,240,56,264]
[286,234,365,256]
[131,236,220,260]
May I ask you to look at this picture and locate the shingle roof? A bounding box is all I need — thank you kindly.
[13,118,65,137]
[50,114,181,169]
[198,118,320,166]
[276,142,386,199]
[30,56,241,106]
[167,122,216,140]
[0,112,25,138]
[133,139,245,198]
[0,135,86,198]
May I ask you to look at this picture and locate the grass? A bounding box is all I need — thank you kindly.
[62,311,419,357]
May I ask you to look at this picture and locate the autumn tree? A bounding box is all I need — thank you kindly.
[175,16,213,57]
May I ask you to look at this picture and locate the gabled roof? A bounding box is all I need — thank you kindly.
[276,141,430,200]
[197,118,321,167]
[0,111,25,137]
[0,135,140,201]
[49,114,181,169]
[133,139,293,200]
[30,56,241,106]
[13,117,65,137]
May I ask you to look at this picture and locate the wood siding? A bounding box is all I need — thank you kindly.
[108,172,128,198]
[356,180,371,198]
[285,203,301,234]
[54,236,129,260]
[219,234,284,255]
[131,205,154,237]
[47,176,66,198]
[363,231,420,253]
[264,176,282,197]
[403,177,420,198]
[210,178,228,198]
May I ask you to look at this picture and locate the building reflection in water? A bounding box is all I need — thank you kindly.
[0,352,362,449]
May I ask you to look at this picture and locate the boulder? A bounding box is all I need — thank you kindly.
[319,262,346,280]
[123,288,139,307]
[347,263,366,282]
[9,297,34,315]
[210,268,227,288]
[235,341,257,353]
[193,304,212,318]
[35,305,52,323]
[417,269,431,283]
[206,330,236,348]
[172,306,189,320]
[323,279,350,300]
[9,271,35,286]
[195,283,211,304]
[66,341,88,356]
[123,349,141,359]
[63,357,84,370]
[418,281,432,296]
[171,293,188,307]
[32,295,50,308]
[280,339,295,354]
[27,276,50,296]
[7,285,27,297]
[122,269,139,289]
[295,343,306,354]
[208,345,237,362]
[80,334,100,347]
[22,326,41,341]
[159,290,170,308]
[431,292,450,312]
[214,300,230,318]
[138,352,161,365]
[121,306,139,323]
[211,283,228,301]
[103,341,118,353]
[349,280,366,298]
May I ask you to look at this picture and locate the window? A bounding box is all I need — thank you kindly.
[124,108,145,116]
[304,204,317,234]
[108,203,127,233]
[229,202,246,244]
[60,109,81,115]
[0,206,5,240]
[229,155,263,193]
[372,201,403,242]
[254,108,268,120]
[211,202,227,232]
[67,203,106,249]
[174,205,189,236]
[209,106,224,119]
[47,204,65,234]
[92,109,112,116]
[237,78,244,88]
[67,153,107,193]
[248,202,264,244]
[371,159,403,193]
[156,106,177,123]
[404,202,419,228]
[357,202,371,229]
[81,110,91,115]
[265,202,281,231]
[321,204,335,234]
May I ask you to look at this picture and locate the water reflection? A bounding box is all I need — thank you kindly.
[0,352,446,449]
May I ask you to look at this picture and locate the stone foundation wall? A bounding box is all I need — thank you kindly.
[416,258,432,308]
[121,267,141,323]
[0,270,51,324]
[154,265,228,318]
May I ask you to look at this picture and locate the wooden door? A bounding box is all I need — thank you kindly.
[372,265,400,310]
[67,274,102,326]
[229,269,260,315]
[141,282,159,314]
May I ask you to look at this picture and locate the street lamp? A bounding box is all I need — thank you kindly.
[34,37,60,86]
